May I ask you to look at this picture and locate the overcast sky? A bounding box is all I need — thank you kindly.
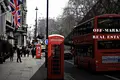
[27,0,69,27]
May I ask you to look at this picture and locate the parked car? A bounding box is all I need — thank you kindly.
[64,50,73,60]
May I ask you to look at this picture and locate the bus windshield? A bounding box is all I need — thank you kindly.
[98,17,120,29]
[97,40,120,49]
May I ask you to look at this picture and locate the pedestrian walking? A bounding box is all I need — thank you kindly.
[19,46,22,57]
[23,47,26,57]
[21,46,24,57]
[31,47,35,58]
[26,47,30,57]
[17,46,22,63]
[10,47,14,61]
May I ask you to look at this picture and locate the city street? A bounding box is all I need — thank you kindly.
[0,0,120,80]
[64,60,120,80]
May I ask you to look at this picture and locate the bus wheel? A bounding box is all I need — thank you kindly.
[88,62,92,72]
[88,62,96,73]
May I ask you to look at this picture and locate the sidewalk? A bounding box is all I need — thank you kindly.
[30,63,47,80]
[0,53,45,80]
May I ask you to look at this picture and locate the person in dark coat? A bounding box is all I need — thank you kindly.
[10,47,14,61]
[31,47,36,58]
[2,40,8,62]
[0,39,3,63]
[17,47,22,63]
[23,47,27,57]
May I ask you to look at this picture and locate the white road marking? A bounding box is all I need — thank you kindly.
[64,72,76,80]
[65,60,74,65]
[104,75,120,80]
[64,61,76,80]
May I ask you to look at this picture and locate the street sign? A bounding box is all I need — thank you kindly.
[45,39,48,45]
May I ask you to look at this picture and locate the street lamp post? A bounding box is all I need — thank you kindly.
[35,7,38,39]
[45,0,49,68]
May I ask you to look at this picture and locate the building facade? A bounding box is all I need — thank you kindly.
[0,0,15,63]
[0,0,27,47]
[0,0,14,45]
[14,0,28,47]
[0,1,7,41]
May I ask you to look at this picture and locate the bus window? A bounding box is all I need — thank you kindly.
[97,40,120,49]
[87,45,94,58]
[97,17,120,32]
[77,44,94,58]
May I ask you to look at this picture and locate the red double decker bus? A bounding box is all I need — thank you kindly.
[72,14,120,72]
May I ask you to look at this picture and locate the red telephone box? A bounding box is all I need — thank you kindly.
[36,44,42,59]
[48,34,64,80]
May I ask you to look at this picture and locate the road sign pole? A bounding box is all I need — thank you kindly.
[45,0,49,68]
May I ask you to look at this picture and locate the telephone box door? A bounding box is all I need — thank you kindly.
[48,34,64,80]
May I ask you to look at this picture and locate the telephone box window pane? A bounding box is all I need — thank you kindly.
[51,45,61,74]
